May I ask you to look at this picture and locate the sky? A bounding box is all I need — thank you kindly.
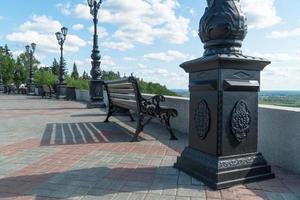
[0,0,299,90]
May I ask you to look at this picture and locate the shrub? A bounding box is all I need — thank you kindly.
[66,76,89,90]
[34,70,57,86]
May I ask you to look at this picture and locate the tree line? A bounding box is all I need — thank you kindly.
[0,44,179,96]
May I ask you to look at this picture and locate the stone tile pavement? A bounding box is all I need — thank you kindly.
[0,94,299,200]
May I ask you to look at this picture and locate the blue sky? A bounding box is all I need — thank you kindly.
[0,0,299,90]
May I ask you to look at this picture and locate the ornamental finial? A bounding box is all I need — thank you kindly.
[199,0,247,56]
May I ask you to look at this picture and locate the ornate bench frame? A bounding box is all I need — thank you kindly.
[104,76,178,142]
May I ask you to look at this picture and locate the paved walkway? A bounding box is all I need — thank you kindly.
[0,94,299,200]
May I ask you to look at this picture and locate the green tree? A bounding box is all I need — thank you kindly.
[66,76,89,90]
[34,68,58,86]
[82,71,90,80]
[101,70,121,81]
[51,58,60,76]
[99,70,179,96]
[13,58,27,86]
[0,44,16,84]
[71,62,79,79]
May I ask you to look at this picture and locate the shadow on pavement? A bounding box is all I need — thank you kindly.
[40,122,135,146]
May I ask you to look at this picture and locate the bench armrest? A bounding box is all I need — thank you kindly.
[141,95,165,107]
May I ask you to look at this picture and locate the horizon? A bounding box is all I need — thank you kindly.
[0,0,299,90]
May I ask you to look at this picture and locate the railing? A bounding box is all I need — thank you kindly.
[75,89,300,174]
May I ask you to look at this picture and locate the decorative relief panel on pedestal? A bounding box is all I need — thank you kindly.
[231,100,251,142]
[194,99,211,140]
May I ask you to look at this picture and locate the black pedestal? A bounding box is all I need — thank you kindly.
[174,54,274,190]
[56,84,67,99]
[0,84,3,93]
[87,79,105,108]
[27,84,35,96]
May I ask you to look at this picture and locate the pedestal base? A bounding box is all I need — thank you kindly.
[27,84,35,96]
[174,147,274,190]
[0,84,3,93]
[56,84,67,99]
[87,79,106,109]
[87,100,106,109]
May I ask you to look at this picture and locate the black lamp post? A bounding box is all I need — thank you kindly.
[25,43,36,95]
[86,0,105,108]
[55,27,68,99]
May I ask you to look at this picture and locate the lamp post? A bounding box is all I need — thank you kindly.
[86,0,105,108]
[25,43,36,95]
[174,0,274,189]
[55,27,68,99]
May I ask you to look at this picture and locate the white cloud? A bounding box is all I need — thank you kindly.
[242,0,282,29]
[144,50,187,62]
[137,64,148,69]
[189,8,195,16]
[134,67,188,89]
[102,41,134,51]
[124,57,136,61]
[297,48,300,56]
[6,15,86,54]
[11,50,24,58]
[74,4,91,19]
[71,0,189,50]
[261,65,300,90]
[191,30,198,38]
[88,26,108,38]
[251,52,300,62]
[56,3,71,15]
[75,56,117,75]
[268,27,300,38]
[20,15,61,33]
[72,24,84,31]
[101,55,116,69]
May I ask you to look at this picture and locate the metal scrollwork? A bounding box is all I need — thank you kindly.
[231,100,251,142]
[194,99,210,140]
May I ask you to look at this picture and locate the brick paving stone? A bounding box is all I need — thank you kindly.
[162,184,178,196]
[178,171,192,185]
[191,178,204,186]
[265,192,285,200]
[112,192,131,200]
[205,188,221,199]
[177,185,206,198]
[281,193,300,200]
[128,192,147,200]
[175,197,191,200]
[145,193,176,200]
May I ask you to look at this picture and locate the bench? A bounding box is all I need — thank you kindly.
[104,76,178,142]
[42,85,54,98]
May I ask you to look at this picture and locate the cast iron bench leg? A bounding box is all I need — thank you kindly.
[131,115,143,142]
[128,111,135,122]
[104,107,113,123]
[164,115,178,140]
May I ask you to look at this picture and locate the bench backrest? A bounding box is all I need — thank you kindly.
[104,77,142,113]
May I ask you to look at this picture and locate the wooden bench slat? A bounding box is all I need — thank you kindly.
[111,98,138,111]
[107,83,133,89]
[105,78,132,84]
[108,88,136,94]
[110,93,136,100]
